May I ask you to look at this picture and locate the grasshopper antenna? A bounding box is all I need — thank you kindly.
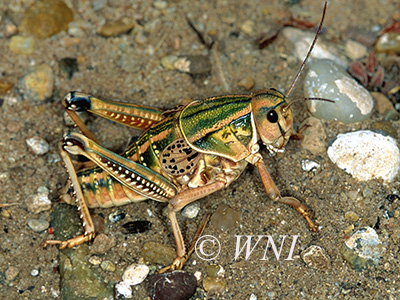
[285,1,327,98]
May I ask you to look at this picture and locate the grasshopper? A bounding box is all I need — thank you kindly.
[43,3,328,272]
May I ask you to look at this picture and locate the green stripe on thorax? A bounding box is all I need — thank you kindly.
[179,95,252,142]
[179,95,256,161]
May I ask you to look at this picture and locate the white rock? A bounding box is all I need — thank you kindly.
[301,160,320,172]
[27,218,49,232]
[342,227,384,269]
[327,130,400,182]
[249,294,257,300]
[24,192,52,213]
[194,271,202,281]
[181,202,200,219]
[345,39,368,60]
[122,264,149,286]
[115,281,132,298]
[304,59,374,123]
[26,136,49,155]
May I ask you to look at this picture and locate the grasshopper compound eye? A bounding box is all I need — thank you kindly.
[266,109,279,123]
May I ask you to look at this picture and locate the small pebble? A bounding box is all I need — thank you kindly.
[5,267,19,281]
[27,218,50,232]
[6,120,21,133]
[26,136,50,155]
[327,130,400,182]
[67,22,85,37]
[249,294,257,300]
[241,20,254,35]
[344,40,368,60]
[237,76,255,91]
[115,281,132,299]
[301,245,331,270]
[92,0,107,11]
[371,92,394,114]
[108,210,126,223]
[375,32,400,54]
[210,204,241,231]
[47,153,61,164]
[299,117,327,155]
[385,110,399,122]
[344,224,355,235]
[0,80,13,94]
[19,0,73,39]
[37,186,49,194]
[100,260,116,272]
[9,35,36,55]
[24,192,52,213]
[304,59,374,123]
[1,209,11,219]
[97,20,135,37]
[173,55,211,75]
[203,276,227,295]
[154,1,168,9]
[122,263,149,285]
[134,30,148,45]
[161,55,178,70]
[206,264,221,277]
[301,160,320,172]
[146,208,153,217]
[20,64,54,101]
[267,291,277,299]
[59,57,79,79]
[148,271,197,300]
[346,190,360,202]
[341,227,385,270]
[282,27,349,68]
[0,17,18,38]
[181,202,200,219]
[194,271,202,281]
[89,256,102,265]
[31,269,40,277]
[345,211,359,222]
[90,233,116,255]
[142,241,176,266]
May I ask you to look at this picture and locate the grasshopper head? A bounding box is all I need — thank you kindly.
[251,89,293,152]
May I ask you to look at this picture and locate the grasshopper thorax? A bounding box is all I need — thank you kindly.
[251,88,293,152]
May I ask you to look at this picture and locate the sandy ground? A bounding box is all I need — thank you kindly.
[1,0,400,299]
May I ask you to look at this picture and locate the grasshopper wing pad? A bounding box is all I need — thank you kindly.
[179,97,254,162]
[160,139,201,176]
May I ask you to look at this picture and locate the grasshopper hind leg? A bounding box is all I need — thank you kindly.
[41,142,96,249]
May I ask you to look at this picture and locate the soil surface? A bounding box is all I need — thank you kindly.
[1,0,400,299]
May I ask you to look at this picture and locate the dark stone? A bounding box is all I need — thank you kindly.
[121,220,151,234]
[59,57,79,79]
[148,271,197,300]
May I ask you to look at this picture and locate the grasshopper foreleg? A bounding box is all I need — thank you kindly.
[159,180,226,273]
[255,158,318,232]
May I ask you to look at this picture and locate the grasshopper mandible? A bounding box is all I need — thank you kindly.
[43,3,328,272]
